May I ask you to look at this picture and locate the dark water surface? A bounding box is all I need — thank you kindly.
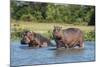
[10,41,95,66]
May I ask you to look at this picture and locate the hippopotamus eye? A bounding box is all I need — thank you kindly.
[56,28,60,31]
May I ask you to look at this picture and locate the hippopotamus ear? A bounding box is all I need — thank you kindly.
[32,32,36,37]
[30,31,34,36]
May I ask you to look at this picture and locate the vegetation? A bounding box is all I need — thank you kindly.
[11,21,95,41]
[11,1,95,25]
[10,1,95,41]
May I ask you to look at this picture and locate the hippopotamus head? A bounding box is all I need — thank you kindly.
[21,31,35,44]
[53,26,63,40]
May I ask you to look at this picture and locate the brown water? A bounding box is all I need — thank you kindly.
[10,41,95,66]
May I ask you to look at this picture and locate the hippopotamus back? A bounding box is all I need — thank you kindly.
[33,33,51,46]
[62,28,84,48]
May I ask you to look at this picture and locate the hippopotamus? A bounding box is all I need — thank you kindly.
[21,30,51,47]
[53,26,84,49]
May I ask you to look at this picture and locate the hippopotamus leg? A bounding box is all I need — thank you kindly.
[56,41,61,48]
[79,42,84,48]
[64,44,67,48]
[78,39,84,48]
[68,44,74,48]
[55,40,61,48]
[29,43,34,47]
[55,40,67,48]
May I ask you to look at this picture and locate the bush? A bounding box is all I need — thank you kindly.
[11,29,95,41]
[84,31,95,41]
[11,32,22,39]
[20,14,35,21]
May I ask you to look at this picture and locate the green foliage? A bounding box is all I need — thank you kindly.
[11,30,95,41]
[20,14,34,21]
[11,21,95,41]
[11,32,22,39]
[11,1,95,25]
[84,31,95,41]
[88,10,95,25]
[44,30,54,39]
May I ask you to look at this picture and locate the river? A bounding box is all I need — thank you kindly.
[10,41,95,66]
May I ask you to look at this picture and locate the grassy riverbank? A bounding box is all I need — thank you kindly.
[11,21,95,41]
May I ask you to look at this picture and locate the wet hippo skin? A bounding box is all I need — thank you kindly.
[53,26,84,49]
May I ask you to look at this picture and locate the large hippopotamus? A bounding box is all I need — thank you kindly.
[21,30,51,47]
[53,26,84,49]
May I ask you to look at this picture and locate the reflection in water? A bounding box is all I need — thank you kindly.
[54,48,84,57]
[19,45,40,49]
[19,45,29,49]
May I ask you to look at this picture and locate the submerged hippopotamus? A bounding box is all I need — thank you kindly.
[53,26,84,49]
[21,30,51,47]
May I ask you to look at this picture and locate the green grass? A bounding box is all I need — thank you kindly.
[11,20,95,41]
[11,21,94,32]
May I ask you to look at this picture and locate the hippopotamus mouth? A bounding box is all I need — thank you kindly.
[55,36,62,40]
[20,40,29,45]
